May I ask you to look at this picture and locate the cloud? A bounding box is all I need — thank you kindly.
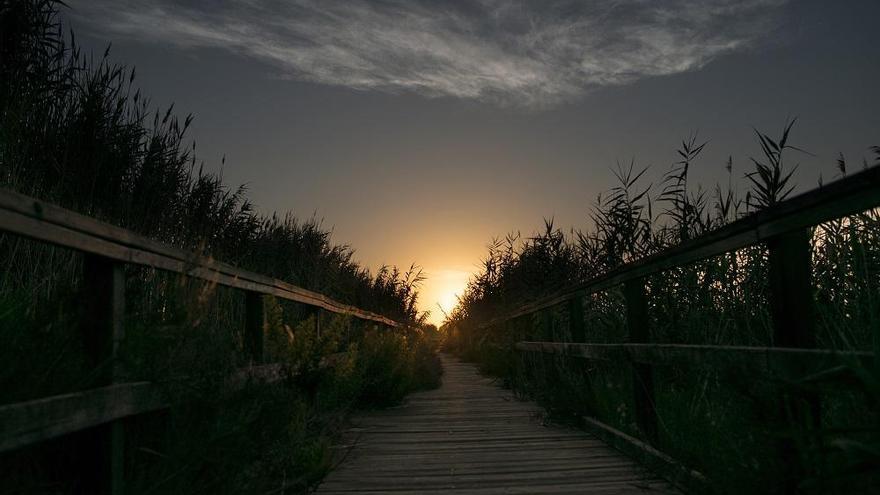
[69,0,788,107]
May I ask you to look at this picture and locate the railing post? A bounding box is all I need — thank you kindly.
[767,229,816,349]
[541,308,554,341]
[244,292,266,364]
[304,305,323,339]
[767,229,819,493]
[623,278,658,445]
[80,254,126,495]
[568,296,586,343]
[315,308,322,339]
[567,294,592,393]
[539,307,561,387]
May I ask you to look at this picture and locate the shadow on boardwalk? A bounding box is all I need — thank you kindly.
[316,354,676,494]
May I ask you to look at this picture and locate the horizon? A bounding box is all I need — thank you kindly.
[64,0,880,326]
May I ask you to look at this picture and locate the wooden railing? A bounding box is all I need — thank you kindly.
[470,165,880,491]
[0,188,406,494]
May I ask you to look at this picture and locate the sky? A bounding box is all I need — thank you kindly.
[64,0,880,326]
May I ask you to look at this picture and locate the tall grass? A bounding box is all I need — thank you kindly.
[446,123,880,493]
[0,1,441,493]
[0,0,422,323]
[2,290,442,493]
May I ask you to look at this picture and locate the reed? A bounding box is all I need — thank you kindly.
[0,1,440,493]
[446,122,880,493]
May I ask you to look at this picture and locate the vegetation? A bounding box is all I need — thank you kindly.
[445,127,880,493]
[0,1,441,493]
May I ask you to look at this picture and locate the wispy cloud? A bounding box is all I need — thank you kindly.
[69,0,788,107]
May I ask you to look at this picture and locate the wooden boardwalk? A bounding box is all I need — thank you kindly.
[316,354,676,494]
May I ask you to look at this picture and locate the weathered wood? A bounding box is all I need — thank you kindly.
[768,229,816,349]
[479,165,880,329]
[80,255,126,495]
[0,383,166,454]
[244,292,266,364]
[81,255,126,381]
[541,307,554,341]
[0,187,408,489]
[308,305,323,339]
[537,308,561,387]
[316,355,677,494]
[0,188,402,328]
[767,229,820,493]
[623,279,658,445]
[515,342,873,380]
[568,296,585,343]
[317,485,674,495]
[579,416,708,493]
[0,359,342,454]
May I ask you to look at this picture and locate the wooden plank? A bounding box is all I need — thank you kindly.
[0,188,402,328]
[0,358,326,453]
[316,484,676,495]
[515,342,873,381]
[480,165,880,328]
[337,440,610,455]
[316,354,677,494]
[0,382,166,454]
[319,469,655,490]
[579,416,708,493]
[331,450,623,465]
[328,458,634,476]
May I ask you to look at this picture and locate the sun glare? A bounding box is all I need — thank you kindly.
[437,291,459,317]
[421,268,471,327]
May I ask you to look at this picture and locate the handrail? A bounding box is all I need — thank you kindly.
[0,186,405,483]
[0,187,402,327]
[467,166,880,492]
[480,165,880,328]
[515,342,873,378]
[0,353,348,454]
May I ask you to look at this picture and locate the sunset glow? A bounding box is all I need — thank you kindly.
[419,268,472,327]
[6,0,880,491]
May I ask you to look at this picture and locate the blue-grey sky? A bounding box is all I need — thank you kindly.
[65,0,880,324]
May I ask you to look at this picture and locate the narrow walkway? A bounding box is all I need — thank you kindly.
[316,354,676,494]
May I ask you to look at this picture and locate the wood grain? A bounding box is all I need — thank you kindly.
[316,354,678,494]
[0,187,402,327]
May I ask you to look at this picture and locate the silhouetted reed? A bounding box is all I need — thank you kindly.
[447,122,880,493]
[0,1,439,493]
